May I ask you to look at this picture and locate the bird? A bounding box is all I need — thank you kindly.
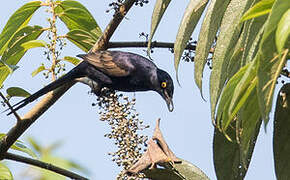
[7,50,174,115]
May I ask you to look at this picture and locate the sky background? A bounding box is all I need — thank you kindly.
[0,0,277,179]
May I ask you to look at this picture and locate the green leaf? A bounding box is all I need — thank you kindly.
[238,90,262,168]
[21,40,47,51]
[194,0,231,96]
[66,29,98,52]
[0,1,42,55]
[257,0,290,125]
[0,25,44,86]
[63,56,81,66]
[144,159,209,180]
[240,0,274,22]
[213,127,242,180]
[213,121,260,180]
[56,0,102,37]
[6,87,31,98]
[0,162,13,180]
[41,155,68,180]
[174,0,208,82]
[144,168,183,180]
[216,63,249,129]
[228,61,257,122]
[275,9,290,53]
[0,134,37,158]
[273,83,290,180]
[147,0,171,55]
[209,0,254,124]
[40,154,87,180]
[27,137,41,153]
[12,141,37,158]
[173,159,210,180]
[31,64,46,77]
[241,15,267,65]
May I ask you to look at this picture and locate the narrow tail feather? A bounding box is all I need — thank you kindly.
[5,63,84,115]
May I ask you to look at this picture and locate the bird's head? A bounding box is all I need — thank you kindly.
[156,69,174,112]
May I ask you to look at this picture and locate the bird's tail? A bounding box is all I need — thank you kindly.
[5,63,84,115]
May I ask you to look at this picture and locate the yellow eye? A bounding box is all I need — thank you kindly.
[161,82,167,88]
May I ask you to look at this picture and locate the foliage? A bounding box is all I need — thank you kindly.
[0,162,13,180]
[150,0,289,178]
[0,133,37,158]
[23,137,88,180]
[0,0,289,179]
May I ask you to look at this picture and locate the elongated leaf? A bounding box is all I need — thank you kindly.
[174,0,208,82]
[147,0,171,54]
[173,159,210,180]
[241,15,267,65]
[238,91,262,168]
[66,29,98,52]
[213,127,243,180]
[144,159,209,180]
[273,83,290,180]
[194,0,231,96]
[6,87,31,98]
[0,1,41,55]
[214,118,260,180]
[21,40,47,51]
[56,0,102,37]
[144,168,183,180]
[27,137,41,153]
[216,63,249,129]
[31,64,46,77]
[227,30,246,79]
[210,0,255,124]
[41,154,69,180]
[275,9,290,53]
[257,0,290,125]
[228,60,257,121]
[63,56,81,66]
[0,162,13,180]
[0,133,37,158]
[240,0,274,22]
[0,25,44,86]
[40,153,87,180]
[12,141,37,158]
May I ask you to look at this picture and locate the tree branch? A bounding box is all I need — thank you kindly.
[0,82,74,160]
[108,41,196,50]
[90,0,136,52]
[0,0,137,171]
[3,152,88,180]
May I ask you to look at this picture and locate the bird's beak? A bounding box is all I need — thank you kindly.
[162,90,174,112]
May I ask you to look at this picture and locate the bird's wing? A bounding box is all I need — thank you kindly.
[77,51,135,77]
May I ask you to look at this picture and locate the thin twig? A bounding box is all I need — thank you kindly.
[0,92,21,122]
[3,152,88,180]
[108,41,196,50]
[0,0,137,168]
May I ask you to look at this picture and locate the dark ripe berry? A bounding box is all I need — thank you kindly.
[282,80,285,84]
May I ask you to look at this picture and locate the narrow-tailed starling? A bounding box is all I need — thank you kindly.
[8,51,174,114]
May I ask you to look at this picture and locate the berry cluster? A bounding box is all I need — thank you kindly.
[107,0,149,13]
[134,0,149,7]
[96,88,149,179]
[181,38,197,62]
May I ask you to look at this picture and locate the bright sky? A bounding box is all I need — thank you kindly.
[0,1,276,179]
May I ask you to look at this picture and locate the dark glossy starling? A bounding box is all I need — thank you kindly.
[8,51,174,114]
